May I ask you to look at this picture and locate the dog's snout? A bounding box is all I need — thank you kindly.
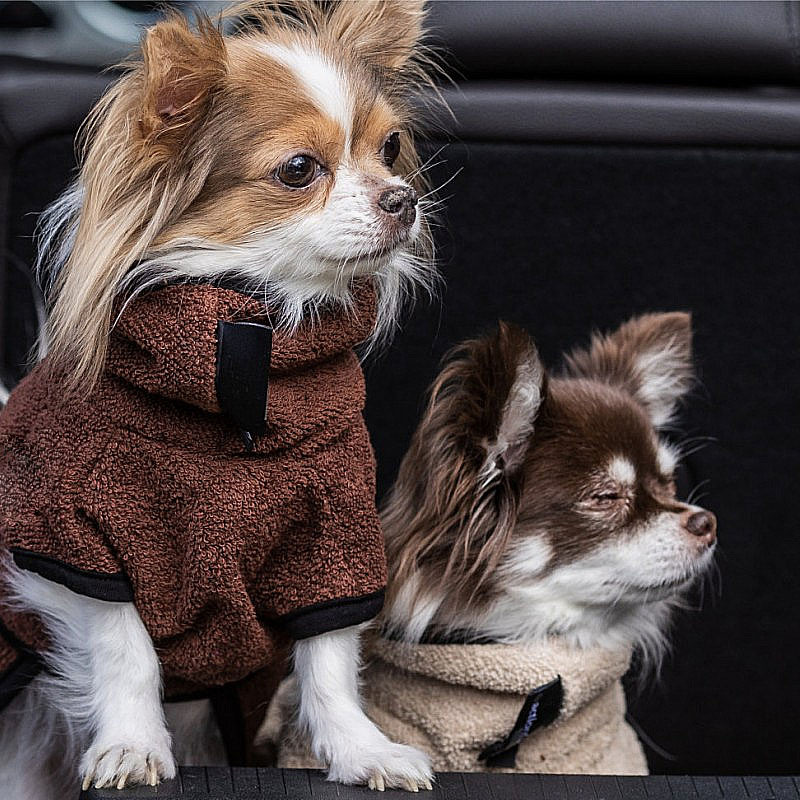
[378,186,418,225]
[685,510,717,545]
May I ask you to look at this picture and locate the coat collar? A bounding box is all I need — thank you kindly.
[370,635,632,697]
[107,280,377,416]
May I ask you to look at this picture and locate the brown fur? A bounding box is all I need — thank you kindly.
[383,322,543,614]
[564,311,693,428]
[518,379,684,568]
[140,14,227,143]
[383,313,698,638]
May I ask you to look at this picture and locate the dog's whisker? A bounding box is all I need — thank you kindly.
[417,167,464,201]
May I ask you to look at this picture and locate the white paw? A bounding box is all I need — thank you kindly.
[327,738,433,791]
[80,740,177,790]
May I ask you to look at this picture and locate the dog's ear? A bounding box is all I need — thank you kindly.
[382,323,545,612]
[564,312,693,429]
[419,321,545,493]
[327,0,426,71]
[139,13,226,145]
[474,322,546,481]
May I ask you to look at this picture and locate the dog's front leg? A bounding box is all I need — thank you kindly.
[293,624,433,791]
[77,598,176,790]
[7,565,176,791]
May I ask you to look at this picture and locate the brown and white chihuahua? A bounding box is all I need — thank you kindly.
[381,313,717,663]
[0,1,437,796]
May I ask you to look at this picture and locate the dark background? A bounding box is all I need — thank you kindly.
[1,0,800,777]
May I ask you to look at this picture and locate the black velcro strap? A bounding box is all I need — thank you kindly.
[478,675,563,768]
[215,321,272,451]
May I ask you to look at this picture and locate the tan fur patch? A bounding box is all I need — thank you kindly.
[155,34,405,246]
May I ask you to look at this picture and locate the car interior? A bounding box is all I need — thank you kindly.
[0,0,799,794]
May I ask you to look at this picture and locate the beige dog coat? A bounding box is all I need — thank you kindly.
[277,636,648,775]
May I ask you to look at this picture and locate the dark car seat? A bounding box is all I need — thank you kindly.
[0,55,109,386]
[1,1,799,776]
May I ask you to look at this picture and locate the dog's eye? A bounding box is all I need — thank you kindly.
[381,132,401,168]
[275,155,319,188]
[592,492,621,504]
[580,490,627,513]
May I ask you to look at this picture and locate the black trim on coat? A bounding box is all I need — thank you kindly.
[10,547,134,602]
[272,587,385,640]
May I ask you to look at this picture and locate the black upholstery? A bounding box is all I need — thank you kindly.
[0,55,109,385]
[1,1,799,778]
[433,82,800,146]
[427,1,800,85]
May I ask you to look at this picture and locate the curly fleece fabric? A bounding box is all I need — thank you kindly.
[278,636,648,775]
[0,280,387,710]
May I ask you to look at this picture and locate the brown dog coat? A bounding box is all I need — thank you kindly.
[0,281,387,732]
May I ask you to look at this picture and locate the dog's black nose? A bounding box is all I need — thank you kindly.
[686,510,717,544]
[378,186,418,225]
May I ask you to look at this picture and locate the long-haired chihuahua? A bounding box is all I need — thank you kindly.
[0,2,438,796]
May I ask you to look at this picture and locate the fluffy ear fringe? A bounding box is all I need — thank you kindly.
[327,0,426,72]
[382,322,545,627]
[564,312,694,429]
[481,325,545,486]
[139,13,226,144]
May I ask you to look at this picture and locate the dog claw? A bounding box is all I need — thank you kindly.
[368,773,386,791]
[331,739,430,791]
[424,780,433,791]
[81,742,174,791]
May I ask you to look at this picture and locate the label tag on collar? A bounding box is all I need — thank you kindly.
[215,321,272,451]
[478,675,563,769]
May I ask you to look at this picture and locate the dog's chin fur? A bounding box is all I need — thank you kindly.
[381,315,717,674]
[385,566,680,663]
[119,236,433,355]
[384,562,711,675]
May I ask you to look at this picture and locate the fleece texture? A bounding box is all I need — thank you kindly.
[0,280,387,712]
[277,636,648,775]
